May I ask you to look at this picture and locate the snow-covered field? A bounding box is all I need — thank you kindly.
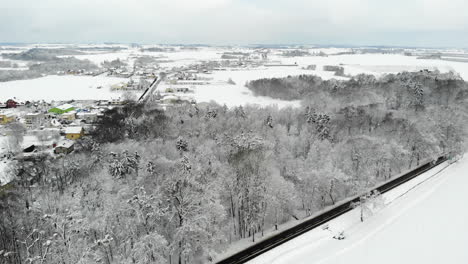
[0,75,136,101]
[159,67,346,108]
[272,53,468,80]
[155,49,468,107]
[72,51,135,65]
[2,45,468,105]
[248,156,468,264]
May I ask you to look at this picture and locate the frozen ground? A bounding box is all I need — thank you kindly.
[0,75,138,101]
[248,156,468,264]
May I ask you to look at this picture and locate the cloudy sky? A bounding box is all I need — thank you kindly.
[1,0,468,47]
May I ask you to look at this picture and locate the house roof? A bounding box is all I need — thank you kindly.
[21,135,56,149]
[56,140,74,148]
[0,110,15,116]
[64,126,83,134]
[61,111,76,116]
[77,112,98,117]
[26,112,43,117]
[57,104,74,110]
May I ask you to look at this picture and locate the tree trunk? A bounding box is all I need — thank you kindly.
[360,206,364,222]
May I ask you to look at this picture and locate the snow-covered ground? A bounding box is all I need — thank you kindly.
[248,156,468,264]
[272,53,468,80]
[0,75,137,101]
[2,45,468,106]
[159,67,346,108]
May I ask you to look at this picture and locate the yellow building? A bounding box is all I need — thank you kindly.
[61,111,76,121]
[0,112,15,124]
[65,126,84,140]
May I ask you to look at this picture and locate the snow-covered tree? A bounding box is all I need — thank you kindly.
[352,190,384,222]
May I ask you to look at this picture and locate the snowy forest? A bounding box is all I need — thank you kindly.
[0,48,99,82]
[1,71,468,263]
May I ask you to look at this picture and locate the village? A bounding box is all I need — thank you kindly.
[0,97,121,186]
[0,48,267,154]
[0,98,111,151]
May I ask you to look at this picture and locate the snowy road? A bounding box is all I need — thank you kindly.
[249,156,468,264]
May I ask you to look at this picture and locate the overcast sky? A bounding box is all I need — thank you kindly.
[1,0,468,47]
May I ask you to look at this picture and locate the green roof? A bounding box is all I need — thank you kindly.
[48,106,75,114]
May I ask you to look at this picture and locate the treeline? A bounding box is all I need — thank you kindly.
[0,61,18,68]
[101,59,127,69]
[247,75,324,100]
[2,48,85,61]
[281,49,311,57]
[29,57,99,74]
[0,57,98,82]
[1,71,467,263]
[247,70,466,105]
[0,49,99,82]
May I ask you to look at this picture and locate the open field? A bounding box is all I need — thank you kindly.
[1,45,468,105]
[0,75,135,101]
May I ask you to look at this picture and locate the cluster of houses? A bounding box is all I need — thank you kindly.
[56,69,106,76]
[134,63,160,79]
[0,99,108,158]
[111,78,150,91]
[108,67,134,78]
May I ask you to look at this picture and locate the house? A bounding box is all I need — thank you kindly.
[24,113,45,128]
[6,99,17,108]
[21,133,58,153]
[0,112,15,125]
[48,104,75,115]
[61,111,76,121]
[77,112,98,123]
[65,126,84,140]
[54,140,75,155]
[111,83,126,90]
[110,98,125,105]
